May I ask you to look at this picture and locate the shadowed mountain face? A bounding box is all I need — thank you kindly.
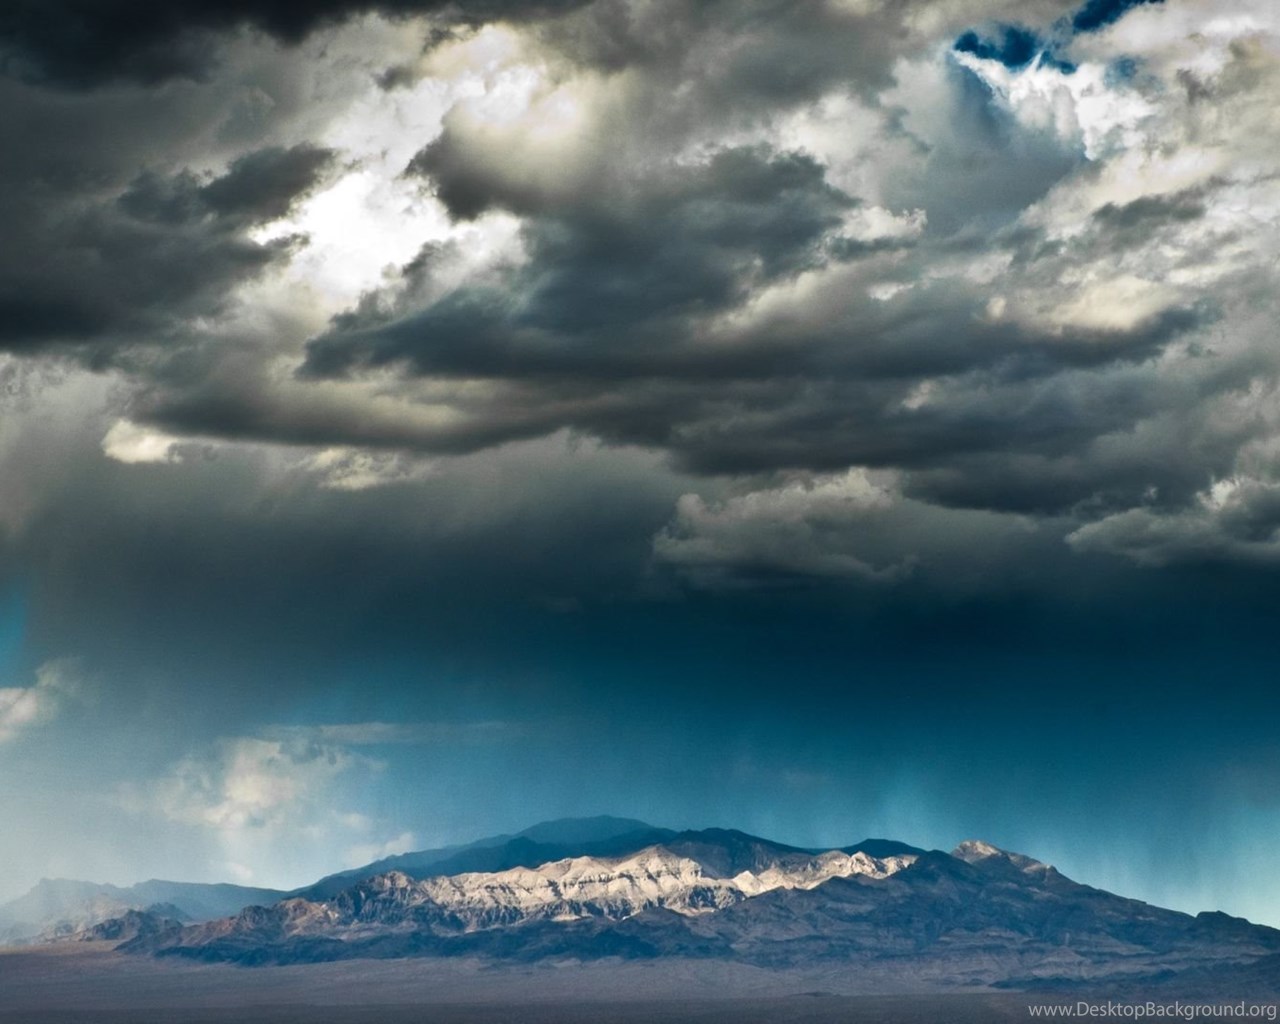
[292,816,670,900]
[291,819,927,902]
[90,822,1279,991]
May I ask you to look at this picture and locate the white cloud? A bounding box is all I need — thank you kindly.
[953,51,1156,160]
[0,660,82,744]
[304,446,436,491]
[654,469,1049,587]
[655,470,917,582]
[150,735,372,832]
[101,419,185,465]
[344,831,416,868]
[245,24,530,318]
[127,725,451,886]
[221,860,257,885]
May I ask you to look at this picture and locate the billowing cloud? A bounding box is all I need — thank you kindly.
[1068,476,1280,567]
[0,137,334,356]
[149,734,371,831]
[656,471,909,583]
[0,0,1274,595]
[127,727,417,884]
[655,469,1046,586]
[101,420,186,464]
[0,0,595,87]
[0,660,82,744]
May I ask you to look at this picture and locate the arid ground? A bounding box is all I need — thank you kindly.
[0,944,1071,1023]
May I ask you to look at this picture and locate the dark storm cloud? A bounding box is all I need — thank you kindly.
[118,144,335,228]
[276,0,1124,477]
[1090,186,1210,248]
[293,99,1198,480]
[528,0,919,105]
[305,145,858,376]
[0,0,593,87]
[2,0,1276,579]
[48,0,1178,545]
[0,141,333,353]
[198,144,337,222]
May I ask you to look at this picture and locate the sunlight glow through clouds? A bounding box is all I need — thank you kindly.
[101,419,185,464]
[248,27,535,312]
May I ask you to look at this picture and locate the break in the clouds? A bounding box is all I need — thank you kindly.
[2,0,1280,925]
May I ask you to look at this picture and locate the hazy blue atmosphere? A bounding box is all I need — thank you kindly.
[2,0,1279,928]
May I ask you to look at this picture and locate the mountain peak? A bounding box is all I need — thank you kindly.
[514,816,657,846]
[952,839,1053,875]
[952,839,1006,861]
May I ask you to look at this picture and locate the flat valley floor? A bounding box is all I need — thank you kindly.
[0,944,1252,1024]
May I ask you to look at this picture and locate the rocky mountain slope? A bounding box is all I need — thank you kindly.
[142,836,916,956]
[104,824,1280,991]
[0,817,660,941]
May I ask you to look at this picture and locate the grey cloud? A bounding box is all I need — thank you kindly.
[1093,188,1209,230]
[528,0,908,105]
[109,0,1232,574]
[196,143,337,223]
[0,0,594,87]
[277,0,1193,490]
[653,468,1058,590]
[1090,185,1212,249]
[0,142,333,353]
[293,246,1204,476]
[306,145,857,377]
[1067,480,1280,568]
[5,0,1280,589]
[277,5,1191,476]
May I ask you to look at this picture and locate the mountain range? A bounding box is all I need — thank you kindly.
[6,817,1280,993]
[0,876,286,944]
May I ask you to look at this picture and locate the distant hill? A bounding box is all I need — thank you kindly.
[0,878,285,944]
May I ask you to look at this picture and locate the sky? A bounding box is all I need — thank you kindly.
[1,0,1279,925]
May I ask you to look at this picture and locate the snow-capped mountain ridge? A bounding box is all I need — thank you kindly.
[409,843,916,923]
[177,841,919,946]
[54,823,1277,994]
[952,839,1060,879]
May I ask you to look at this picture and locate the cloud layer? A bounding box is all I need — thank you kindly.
[1,0,1273,584]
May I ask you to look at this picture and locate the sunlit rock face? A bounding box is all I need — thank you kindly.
[106,828,1280,993]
